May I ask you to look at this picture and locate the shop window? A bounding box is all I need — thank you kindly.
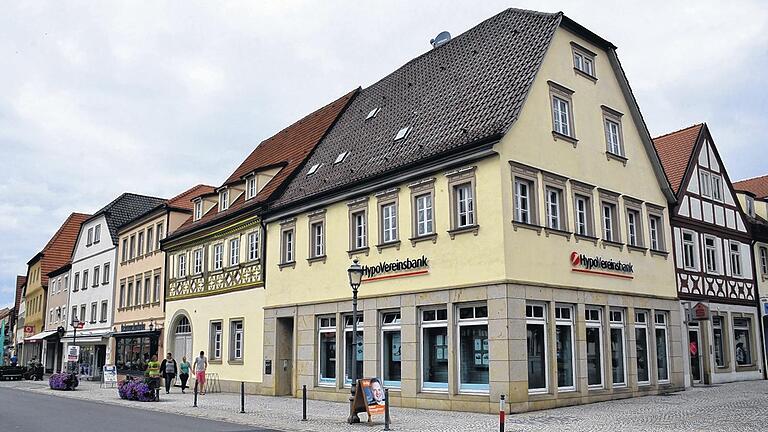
[210,321,223,361]
[609,309,627,387]
[344,315,364,386]
[458,305,489,393]
[635,311,650,385]
[555,305,575,391]
[421,308,449,391]
[115,336,158,373]
[712,316,726,368]
[318,316,337,386]
[381,312,402,388]
[230,320,244,361]
[526,303,547,393]
[733,317,753,366]
[585,307,603,389]
[655,312,670,383]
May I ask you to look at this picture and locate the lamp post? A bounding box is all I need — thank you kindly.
[347,258,364,424]
[70,316,81,373]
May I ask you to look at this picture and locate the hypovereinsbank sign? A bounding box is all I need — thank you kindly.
[362,255,429,282]
[570,251,634,279]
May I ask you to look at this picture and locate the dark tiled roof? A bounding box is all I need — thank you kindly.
[88,193,168,244]
[652,124,704,195]
[272,8,562,209]
[14,275,26,310]
[169,90,357,239]
[34,212,91,286]
[734,174,768,199]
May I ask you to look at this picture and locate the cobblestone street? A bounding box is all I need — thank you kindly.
[1,379,766,431]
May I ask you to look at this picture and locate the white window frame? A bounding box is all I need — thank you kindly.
[759,246,768,277]
[526,303,548,394]
[555,304,576,392]
[229,237,240,267]
[649,214,663,251]
[282,229,295,264]
[730,241,743,276]
[219,188,229,211]
[193,249,203,274]
[602,203,615,242]
[609,309,627,388]
[454,183,475,228]
[246,176,257,200]
[381,202,398,244]
[682,230,697,270]
[310,221,325,258]
[317,316,337,386]
[635,311,651,386]
[704,235,719,274]
[178,253,187,278]
[415,193,434,236]
[627,209,639,246]
[514,178,534,224]
[605,118,622,156]
[381,311,402,389]
[546,187,562,230]
[420,307,449,392]
[213,243,223,271]
[456,304,489,394]
[194,200,203,220]
[230,319,244,361]
[655,312,671,383]
[585,307,604,390]
[574,194,590,236]
[248,231,259,261]
[700,170,712,198]
[552,96,571,137]
[210,321,223,360]
[94,224,101,243]
[711,174,723,201]
[351,209,367,250]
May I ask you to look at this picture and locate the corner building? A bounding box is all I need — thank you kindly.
[262,9,684,413]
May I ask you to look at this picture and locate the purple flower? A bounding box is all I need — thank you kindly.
[118,376,157,402]
[49,373,78,390]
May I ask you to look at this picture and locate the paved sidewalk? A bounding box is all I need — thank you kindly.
[1,378,766,431]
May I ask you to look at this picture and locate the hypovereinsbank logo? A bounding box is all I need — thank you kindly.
[570,251,634,279]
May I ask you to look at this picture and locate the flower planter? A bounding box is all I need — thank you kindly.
[118,376,158,402]
[49,373,79,390]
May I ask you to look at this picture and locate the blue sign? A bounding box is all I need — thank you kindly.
[763,302,768,316]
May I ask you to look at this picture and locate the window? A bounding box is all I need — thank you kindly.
[712,316,726,368]
[143,277,150,305]
[90,302,97,324]
[394,127,409,141]
[229,238,240,266]
[552,96,571,137]
[219,189,229,211]
[454,183,475,228]
[146,227,154,254]
[344,315,364,386]
[318,317,336,386]
[94,224,101,243]
[230,320,244,361]
[526,303,547,393]
[704,236,718,273]
[514,178,534,224]
[555,305,575,391]
[210,321,223,360]
[307,163,321,175]
[602,203,616,242]
[122,239,128,262]
[626,209,641,247]
[574,194,592,236]
[71,306,77,323]
[103,263,110,284]
[730,241,742,276]
[635,311,650,385]
[545,187,563,230]
[281,229,294,263]
[193,249,203,274]
[119,283,126,308]
[82,269,89,290]
[609,309,627,387]
[381,202,398,244]
[178,253,187,278]
[655,312,670,382]
[248,231,259,261]
[63,275,68,292]
[153,274,160,303]
[604,118,623,156]
[137,232,144,257]
[87,227,93,246]
[310,221,325,258]
[760,247,768,276]
[421,308,448,391]
[213,243,223,270]
[649,214,663,251]
[585,307,603,389]
[92,266,100,287]
[351,210,367,250]
[381,312,401,388]
[135,278,142,305]
[711,175,723,201]
[366,108,379,120]
[247,176,257,200]
[746,196,755,217]
[100,301,108,322]
[572,44,595,76]
[129,235,136,259]
[414,193,434,236]
[80,305,86,324]
[126,281,134,307]
[733,318,753,366]
[156,223,164,249]
[334,151,349,164]
[682,231,697,270]
[457,305,489,393]
[700,171,712,197]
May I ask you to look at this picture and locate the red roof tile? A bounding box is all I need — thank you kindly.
[652,124,704,195]
[167,184,216,211]
[733,174,768,199]
[34,213,91,287]
[170,89,357,237]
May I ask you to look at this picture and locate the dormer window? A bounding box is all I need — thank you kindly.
[246,176,257,200]
[219,188,229,211]
[307,164,321,176]
[394,127,410,141]
[746,196,755,217]
[193,200,203,221]
[366,107,380,120]
[334,152,349,164]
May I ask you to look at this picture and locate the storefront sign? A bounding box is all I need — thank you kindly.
[362,256,429,283]
[67,345,80,362]
[570,252,634,279]
[692,302,710,320]
[23,326,34,338]
[103,365,117,383]
[120,323,146,333]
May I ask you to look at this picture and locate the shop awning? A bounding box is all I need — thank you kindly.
[112,329,161,338]
[24,330,58,342]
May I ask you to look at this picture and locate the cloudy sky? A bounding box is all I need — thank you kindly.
[1,1,766,308]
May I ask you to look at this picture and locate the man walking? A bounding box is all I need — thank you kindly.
[193,350,208,395]
[159,352,178,394]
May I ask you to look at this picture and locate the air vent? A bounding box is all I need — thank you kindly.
[394,127,410,141]
[307,163,322,175]
[334,152,349,164]
[366,107,380,120]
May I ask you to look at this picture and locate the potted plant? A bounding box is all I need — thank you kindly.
[49,372,79,390]
[117,375,157,402]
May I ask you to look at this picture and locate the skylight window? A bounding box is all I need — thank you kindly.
[307,163,322,175]
[394,127,410,141]
[334,152,349,164]
[366,108,380,120]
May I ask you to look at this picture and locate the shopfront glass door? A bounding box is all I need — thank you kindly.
[688,328,702,383]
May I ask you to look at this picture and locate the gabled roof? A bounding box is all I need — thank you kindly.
[652,124,704,195]
[167,89,357,240]
[87,193,168,244]
[733,174,768,199]
[29,212,91,287]
[117,184,216,233]
[14,275,26,310]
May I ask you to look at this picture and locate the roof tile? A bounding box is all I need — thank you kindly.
[652,124,704,194]
[733,174,768,199]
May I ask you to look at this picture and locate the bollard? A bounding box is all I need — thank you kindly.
[499,394,506,432]
[384,388,391,431]
[156,387,160,402]
[193,381,198,407]
[301,385,307,421]
[240,381,245,413]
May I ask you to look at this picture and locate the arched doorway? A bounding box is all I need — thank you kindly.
[172,315,193,362]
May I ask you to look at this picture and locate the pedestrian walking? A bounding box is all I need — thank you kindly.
[193,350,208,395]
[146,355,161,391]
[160,352,178,394]
[179,356,191,393]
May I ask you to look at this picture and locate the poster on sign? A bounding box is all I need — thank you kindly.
[67,345,80,362]
[103,365,117,383]
[360,378,386,416]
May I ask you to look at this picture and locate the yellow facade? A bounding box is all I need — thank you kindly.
[23,260,46,340]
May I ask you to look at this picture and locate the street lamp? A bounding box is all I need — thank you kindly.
[347,258,364,424]
[70,316,82,373]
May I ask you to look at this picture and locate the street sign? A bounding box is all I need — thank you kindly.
[67,345,80,362]
[692,302,710,320]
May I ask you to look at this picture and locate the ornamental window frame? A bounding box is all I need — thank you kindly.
[599,190,621,244]
[548,81,576,142]
[376,189,400,247]
[542,171,568,233]
[624,197,644,248]
[647,205,666,252]
[602,106,625,158]
[511,162,539,226]
[347,198,369,253]
[308,210,326,260]
[682,229,698,270]
[571,181,595,238]
[571,41,596,78]
[409,178,436,241]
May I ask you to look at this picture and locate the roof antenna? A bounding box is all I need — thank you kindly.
[430,31,451,49]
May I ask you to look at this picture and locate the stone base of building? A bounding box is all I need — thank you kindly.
[262,281,686,413]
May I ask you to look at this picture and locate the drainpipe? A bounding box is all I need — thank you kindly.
[260,215,268,289]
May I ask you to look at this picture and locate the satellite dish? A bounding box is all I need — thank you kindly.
[430,31,451,48]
